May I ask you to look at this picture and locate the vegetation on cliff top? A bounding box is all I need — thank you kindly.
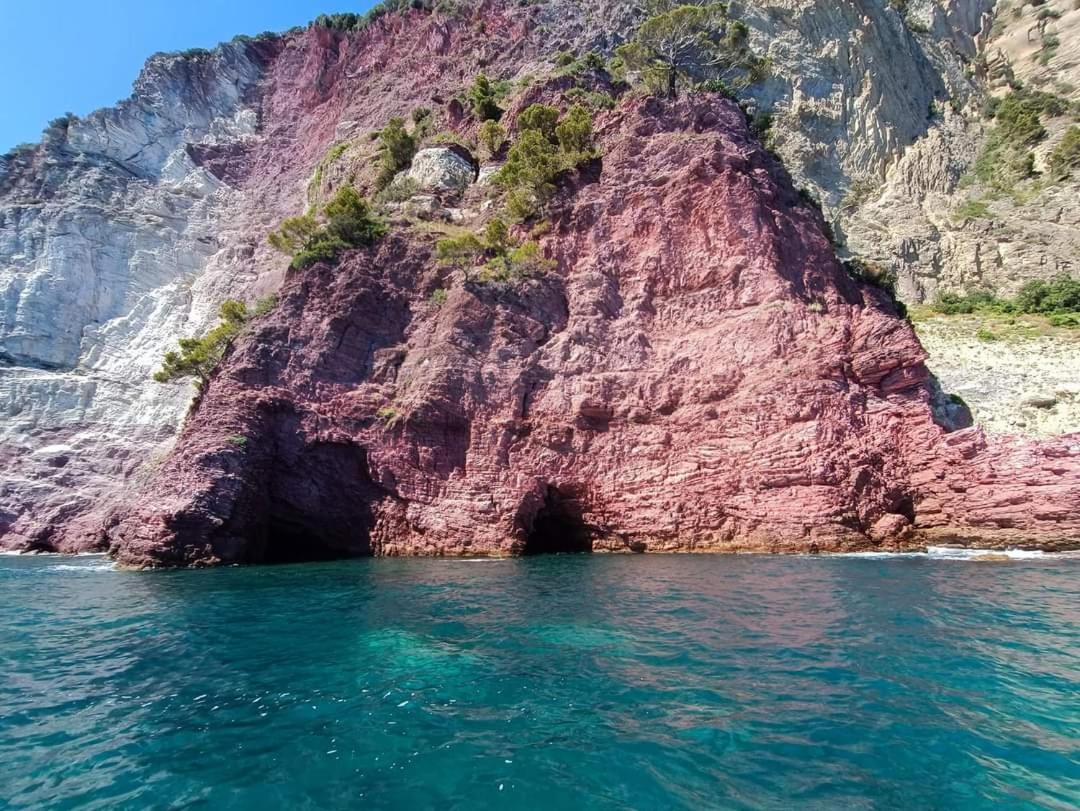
[615,0,767,98]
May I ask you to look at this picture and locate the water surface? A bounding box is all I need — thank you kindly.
[1,553,1078,809]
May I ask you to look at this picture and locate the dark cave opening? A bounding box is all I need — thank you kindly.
[259,510,361,565]
[523,486,594,555]
[246,441,377,565]
[893,496,917,524]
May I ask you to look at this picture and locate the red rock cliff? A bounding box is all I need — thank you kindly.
[102,95,1080,566]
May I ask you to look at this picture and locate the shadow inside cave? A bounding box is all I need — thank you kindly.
[523,485,594,555]
[247,440,377,565]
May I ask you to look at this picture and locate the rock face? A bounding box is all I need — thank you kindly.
[2,0,1079,557]
[407,147,476,194]
[104,96,1080,566]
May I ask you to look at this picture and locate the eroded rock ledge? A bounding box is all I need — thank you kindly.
[100,97,1080,566]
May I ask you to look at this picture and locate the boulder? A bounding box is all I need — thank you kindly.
[407,147,476,194]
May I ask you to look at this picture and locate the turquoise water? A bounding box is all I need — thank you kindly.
[1,554,1078,809]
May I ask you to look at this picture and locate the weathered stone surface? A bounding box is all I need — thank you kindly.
[103,97,1080,567]
[3,0,1079,556]
[407,147,476,193]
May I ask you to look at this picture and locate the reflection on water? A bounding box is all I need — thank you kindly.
[1,554,1078,810]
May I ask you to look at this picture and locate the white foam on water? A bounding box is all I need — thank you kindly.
[829,547,1074,561]
[925,546,1064,560]
[49,562,118,572]
[0,551,107,557]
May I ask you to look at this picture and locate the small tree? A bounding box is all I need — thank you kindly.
[377,117,417,189]
[324,186,387,245]
[269,186,386,270]
[556,104,594,156]
[154,301,250,390]
[483,217,511,254]
[436,233,485,281]
[478,119,507,160]
[518,104,561,142]
[494,130,561,220]
[468,74,503,122]
[268,214,320,253]
[617,1,763,98]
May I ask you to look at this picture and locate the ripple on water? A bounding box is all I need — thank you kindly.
[0,553,1078,810]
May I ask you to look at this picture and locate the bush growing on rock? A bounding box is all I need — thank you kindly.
[376,117,418,189]
[494,105,596,220]
[556,104,594,155]
[436,216,553,283]
[269,186,386,270]
[1048,126,1080,180]
[478,120,507,160]
[267,214,320,254]
[467,74,503,122]
[518,104,561,142]
[154,300,250,390]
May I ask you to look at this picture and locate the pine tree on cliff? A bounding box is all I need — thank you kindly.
[618,1,763,98]
[154,301,250,391]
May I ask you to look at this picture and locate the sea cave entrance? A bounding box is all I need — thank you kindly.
[248,441,376,565]
[259,506,362,564]
[523,486,594,555]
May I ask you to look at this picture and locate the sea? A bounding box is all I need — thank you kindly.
[1,550,1077,809]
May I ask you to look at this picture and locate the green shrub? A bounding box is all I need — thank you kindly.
[253,295,278,317]
[1048,126,1080,180]
[375,176,420,204]
[468,74,503,122]
[1015,276,1080,314]
[435,233,485,281]
[478,119,507,160]
[481,241,555,282]
[976,327,999,342]
[291,236,352,270]
[518,104,561,142]
[483,217,511,254]
[376,117,417,189]
[494,106,596,220]
[953,198,991,222]
[154,300,250,390]
[429,288,448,306]
[555,105,593,155]
[270,186,386,270]
[324,186,387,244]
[226,434,249,448]
[495,130,562,219]
[436,218,554,284]
[268,214,320,254]
[972,88,1072,188]
[932,277,1080,320]
[411,107,434,140]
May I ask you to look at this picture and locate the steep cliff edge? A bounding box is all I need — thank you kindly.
[2,0,1078,556]
[104,96,1080,566]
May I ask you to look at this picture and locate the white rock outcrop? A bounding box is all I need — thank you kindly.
[0,43,268,548]
[406,147,476,193]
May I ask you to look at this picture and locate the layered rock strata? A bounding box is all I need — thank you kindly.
[104,97,1080,566]
[2,0,1078,556]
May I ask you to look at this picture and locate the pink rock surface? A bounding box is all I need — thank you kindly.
[102,95,1080,566]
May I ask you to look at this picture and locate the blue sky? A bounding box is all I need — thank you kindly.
[0,1,378,152]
